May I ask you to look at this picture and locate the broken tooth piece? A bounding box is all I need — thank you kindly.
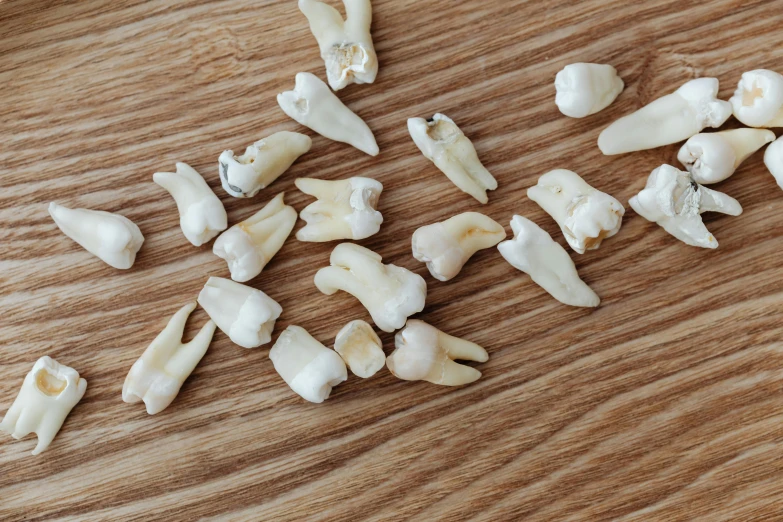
[555,63,624,118]
[334,320,384,378]
[764,136,783,189]
[678,129,776,184]
[729,70,783,128]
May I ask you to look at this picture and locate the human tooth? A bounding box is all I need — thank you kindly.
[213,193,297,282]
[314,243,427,333]
[498,215,600,307]
[277,72,379,156]
[333,320,384,378]
[677,129,776,184]
[764,136,783,189]
[554,63,624,118]
[729,70,783,128]
[411,212,505,282]
[598,78,732,155]
[269,325,347,403]
[153,162,228,247]
[629,164,743,249]
[48,202,144,269]
[197,277,282,348]
[0,356,87,455]
[407,113,498,204]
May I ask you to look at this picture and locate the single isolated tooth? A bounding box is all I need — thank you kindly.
[333,320,384,378]
[498,216,600,307]
[0,356,87,455]
[629,164,743,249]
[729,70,783,128]
[412,212,505,281]
[277,72,379,156]
[764,136,783,189]
[197,277,282,348]
[677,129,776,184]
[598,78,732,155]
[554,63,624,118]
[314,243,427,333]
[48,202,144,269]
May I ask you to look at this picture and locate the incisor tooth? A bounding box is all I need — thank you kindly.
[678,129,776,184]
[555,63,624,118]
[333,320,384,378]
[729,70,783,128]
[765,136,783,189]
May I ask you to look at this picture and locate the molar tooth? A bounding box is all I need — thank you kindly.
[333,320,384,378]
[729,70,783,128]
[678,129,776,184]
[764,136,783,189]
[555,63,624,118]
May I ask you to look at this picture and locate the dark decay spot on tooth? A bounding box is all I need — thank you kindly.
[219,162,245,195]
[691,181,699,192]
[426,118,434,123]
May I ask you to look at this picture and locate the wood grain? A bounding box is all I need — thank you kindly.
[2,0,783,520]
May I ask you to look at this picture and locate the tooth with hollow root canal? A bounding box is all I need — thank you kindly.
[678,128,776,184]
[765,136,783,189]
[555,63,624,118]
[729,70,783,128]
[334,320,384,378]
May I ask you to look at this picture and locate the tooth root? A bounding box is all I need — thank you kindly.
[698,186,743,216]
[765,136,783,189]
[729,69,783,128]
[722,128,777,166]
[659,214,717,249]
[436,330,489,363]
[333,320,385,378]
[436,360,483,386]
[555,63,624,118]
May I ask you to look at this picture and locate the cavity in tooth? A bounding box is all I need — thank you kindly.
[314,243,427,333]
[407,113,498,204]
[678,129,776,184]
[277,72,379,156]
[498,216,600,307]
[153,162,228,247]
[629,164,743,249]
[197,277,282,348]
[213,193,297,282]
[412,212,505,282]
[729,69,783,128]
[0,356,87,455]
[764,136,783,189]
[598,78,732,155]
[48,202,144,269]
[554,63,624,118]
[333,320,384,378]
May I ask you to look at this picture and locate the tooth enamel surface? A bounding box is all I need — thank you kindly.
[0,356,87,455]
[678,129,776,184]
[729,70,783,128]
[314,243,427,333]
[333,320,384,378]
[213,193,297,282]
[554,63,624,118]
[269,325,347,403]
[48,202,144,269]
[277,72,379,156]
[498,215,600,308]
[407,113,498,204]
[764,136,783,189]
[123,302,215,415]
[197,277,282,348]
[412,212,506,281]
[598,77,732,155]
[629,164,743,249]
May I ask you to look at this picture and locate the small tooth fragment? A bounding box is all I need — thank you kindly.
[678,129,776,184]
[48,202,144,269]
[412,212,505,281]
[729,69,783,128]
[295,177,383,242]
[277,72,379,156]
[314,243,427,333]
[598,78,732,155]
[0,356,87,455]
[333,320,384,378]
[555,63,624,118]
[154,162,228,246]
[498,216,600,307]
[123,302,215,415]
[197,277,282,348]
[407,113,498,204]
[764,136,783,189]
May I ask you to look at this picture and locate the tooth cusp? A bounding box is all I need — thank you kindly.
[729,69,783,128]
[554,63,624,118]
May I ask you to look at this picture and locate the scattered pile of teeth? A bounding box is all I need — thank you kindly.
[3,2,783,456]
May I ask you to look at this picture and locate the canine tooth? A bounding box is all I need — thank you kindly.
[197,277,282,348]
[48,202,144,269]
[765,136,783,189]
[498,216,599,307]
[555,63,624,118]
[729,70,783,128]
[678,129,776,184]
[277,72,379,156]
[598,78,732,155]
[333,320,384,378]
[314,243,427,333]
[0,356,87,455]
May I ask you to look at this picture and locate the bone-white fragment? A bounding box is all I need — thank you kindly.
[677,129,776,184]
[729,70,783,128]
[765,136,783,189]
[295,177,383,241]
[333,320,384,378]
[555,63,624,118]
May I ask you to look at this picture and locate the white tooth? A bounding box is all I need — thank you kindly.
[729,70,783,128]
[412,212,505,281]
[764,136,783,189]
[123,302,215,415]
[527,169,624,254]
[298,0,377,91]
[498,216,599,307]
[153,162,228,247]
[269,325,347,403]
[0,356,87,455]
[386,320,488,386]
[677,129,776,184]
[629,164,742,249]
[333,320,384,378]
[407,113,498,204]
[314,243,427,333]
[554,63,624,118]
[48,202,144,270]
[197,277,282,348]
[277,72,379,156]
[598,78,732,155]
[213,193,297,282]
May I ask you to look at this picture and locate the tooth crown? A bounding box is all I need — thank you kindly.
[765,136,783,189]
[333,320,384,378]
[554,63,624,118]
[678,129,776,184]
[729,69,783,128]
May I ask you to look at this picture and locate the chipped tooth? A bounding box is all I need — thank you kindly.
[764,136,783,189]
[555,63,624,118]
[333,320,384,378]
[729,70,783,128]
[678,129,776,184]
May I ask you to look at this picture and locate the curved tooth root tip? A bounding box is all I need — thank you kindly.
[729,69,783,128]
[554,63,624,118]
[678,129,776,184]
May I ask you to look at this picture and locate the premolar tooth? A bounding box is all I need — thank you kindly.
[678,129,776,184]
[729,70,783,128]
[764,136,783,189]
[333,320,384,378]
[555,63,624,118]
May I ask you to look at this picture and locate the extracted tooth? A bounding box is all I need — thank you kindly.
[764,136,783,189]
[123,302,215,415]
[677,129,776,184]
[598,78,732,155]
[555,63,624,118]
[48,202,144,269]
[333,320,384,378]
[498,216,599,307]
[277,72,379,156]
[629,164,743,249]
[412,212,505,281]
[408,113,497,204]
[197,277,282,348]
[314,243,427,333]
[0,356,87,455]
[269,325,347,403]
[154,162,228,247]
[527,169,624,254]
[729,70,783,128]
[213,193,297,282]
